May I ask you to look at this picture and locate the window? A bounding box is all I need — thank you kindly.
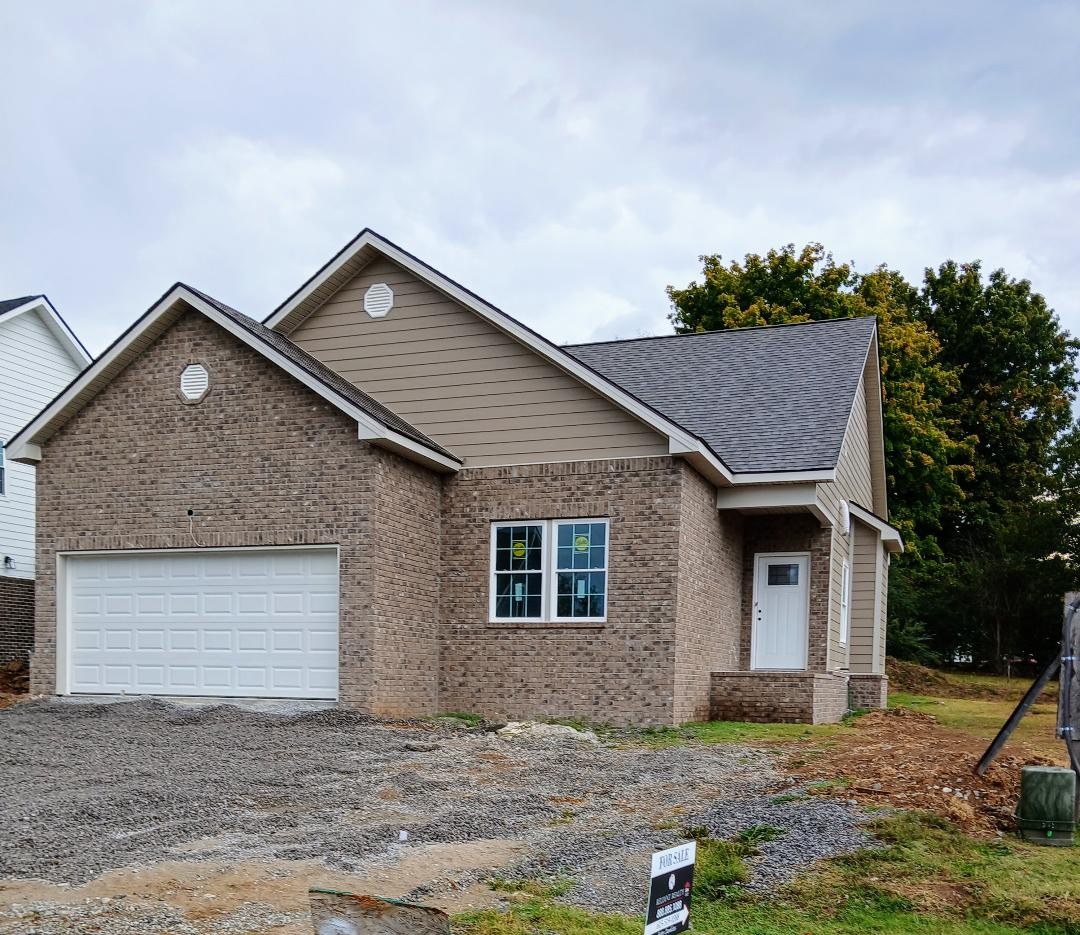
[839,560,851,644]
[554,521,607,620]
[491,522,545,619]
[767,563,799,586]
[490,518,609,622]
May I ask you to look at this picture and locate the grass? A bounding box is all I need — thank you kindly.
[888,692,1064,760]
[454,813,1080,935]
[435,711,486,727]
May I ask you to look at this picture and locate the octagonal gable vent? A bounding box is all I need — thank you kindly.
[180,363,210,401]
[363,282,394,319]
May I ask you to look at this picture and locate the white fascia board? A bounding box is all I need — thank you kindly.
[268,231,733,483]
[849,501,905,553]
[4,286,186,464]
[356,425,460,471]
[729,468,835,484]
[8,286,459,473]
[2,297,92,367]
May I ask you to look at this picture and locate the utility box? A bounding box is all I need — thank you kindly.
[1017,766,1077,846]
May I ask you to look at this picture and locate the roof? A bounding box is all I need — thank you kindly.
[182,285,457,461]
[6,283,460,471]
[566,317,877,474]
[0,294,43,316]
[0,294,92,364]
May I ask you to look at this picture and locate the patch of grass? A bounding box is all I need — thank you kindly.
[626,718,852,749]
[486,876,573,898]
[436,711,485,727]
[806,776,853,794]
[457,812,1080,934]
[693,838,750,899]
[888,692,1064,760]
[735,824,785,846]
[769,791,808,805]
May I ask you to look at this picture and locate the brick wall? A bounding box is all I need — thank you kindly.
[370,454,442,716]
[710,671,850,724]
[439,457,685,726]
[0,576,34,662]
[674,466,743,723]
[31,309,439,714]
[739,515,833,672]
[848,673,888,709]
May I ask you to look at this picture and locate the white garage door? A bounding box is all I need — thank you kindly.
[65,548,339,699]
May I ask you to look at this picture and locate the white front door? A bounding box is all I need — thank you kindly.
[751,553,809,670]
[64,547,339,699]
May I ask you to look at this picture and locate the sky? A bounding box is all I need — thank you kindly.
[2,1,1079,356]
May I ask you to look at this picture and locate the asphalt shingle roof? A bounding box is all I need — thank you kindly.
[566,317,877,474]
[0,295,43,317]
[183,285,459,462]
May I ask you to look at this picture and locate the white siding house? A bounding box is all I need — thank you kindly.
[0,297,90,579]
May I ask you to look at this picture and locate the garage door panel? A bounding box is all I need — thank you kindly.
[66,549,339,699]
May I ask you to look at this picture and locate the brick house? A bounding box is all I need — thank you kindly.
[7,230,901,725]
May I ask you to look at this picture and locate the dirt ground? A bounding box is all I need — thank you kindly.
[785,661,1070,836]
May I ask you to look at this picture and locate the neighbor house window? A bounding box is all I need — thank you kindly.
[490,518,609,622]
[839,559,851,644]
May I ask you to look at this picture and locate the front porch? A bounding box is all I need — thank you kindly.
[707,507,895,724]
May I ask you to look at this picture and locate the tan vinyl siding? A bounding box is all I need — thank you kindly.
[849,519,878,673]
[831,375,874,509]
[876,553,889,672]
[287,258,668,466]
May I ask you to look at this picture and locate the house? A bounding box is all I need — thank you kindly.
[6,231,901,725]
[0,296,91,662]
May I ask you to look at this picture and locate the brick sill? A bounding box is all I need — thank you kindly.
[485,621,606,630]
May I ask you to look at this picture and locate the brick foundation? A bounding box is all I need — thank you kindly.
[710,671,850,724]
[0,576,34,662]
[848,673,888,709]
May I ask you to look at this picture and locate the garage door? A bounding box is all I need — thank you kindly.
[65,548,339,699]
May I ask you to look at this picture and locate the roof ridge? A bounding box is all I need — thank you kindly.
[565,315,876,349]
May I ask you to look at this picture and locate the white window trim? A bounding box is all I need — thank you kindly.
[548,518,609,624]
[489,521,548,622]
[488,518,610,624]
[839,559,851,645]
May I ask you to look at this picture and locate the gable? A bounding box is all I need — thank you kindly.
[0,308,85,440]
[285,256,669,466]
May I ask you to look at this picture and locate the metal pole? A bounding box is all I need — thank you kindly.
[1058,592,1080,781]
[974,652,1061,777]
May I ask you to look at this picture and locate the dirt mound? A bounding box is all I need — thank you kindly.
[787,707,1061,836]
[886,657,956,694]
[0,659,28,708]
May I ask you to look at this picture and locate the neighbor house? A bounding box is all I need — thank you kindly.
[0,295,91,661]
[6,231,901,724]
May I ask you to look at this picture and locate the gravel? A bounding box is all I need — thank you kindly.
[0,697,877,922]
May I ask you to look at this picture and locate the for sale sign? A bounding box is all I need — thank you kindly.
[644,841,695,935]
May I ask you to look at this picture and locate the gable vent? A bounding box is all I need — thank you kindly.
[179,364,210,401]
[363,282,394,318]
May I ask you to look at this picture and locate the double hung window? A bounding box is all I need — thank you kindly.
[490,518,609,622]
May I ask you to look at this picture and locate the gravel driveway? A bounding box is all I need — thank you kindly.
[0,698,874,933]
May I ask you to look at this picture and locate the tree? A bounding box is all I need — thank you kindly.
[667,245,968,549]
[668,245,1079,666]
[921,262,1079,531]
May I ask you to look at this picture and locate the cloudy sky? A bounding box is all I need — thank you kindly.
[2,1,1078,355]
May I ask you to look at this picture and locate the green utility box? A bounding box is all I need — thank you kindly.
[1016,766,1077,846]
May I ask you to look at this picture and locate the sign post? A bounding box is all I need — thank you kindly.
[644,841,695,935]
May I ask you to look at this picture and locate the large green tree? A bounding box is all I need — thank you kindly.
[668,245,1079,665]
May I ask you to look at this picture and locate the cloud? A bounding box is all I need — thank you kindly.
[0,0,1077,361]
